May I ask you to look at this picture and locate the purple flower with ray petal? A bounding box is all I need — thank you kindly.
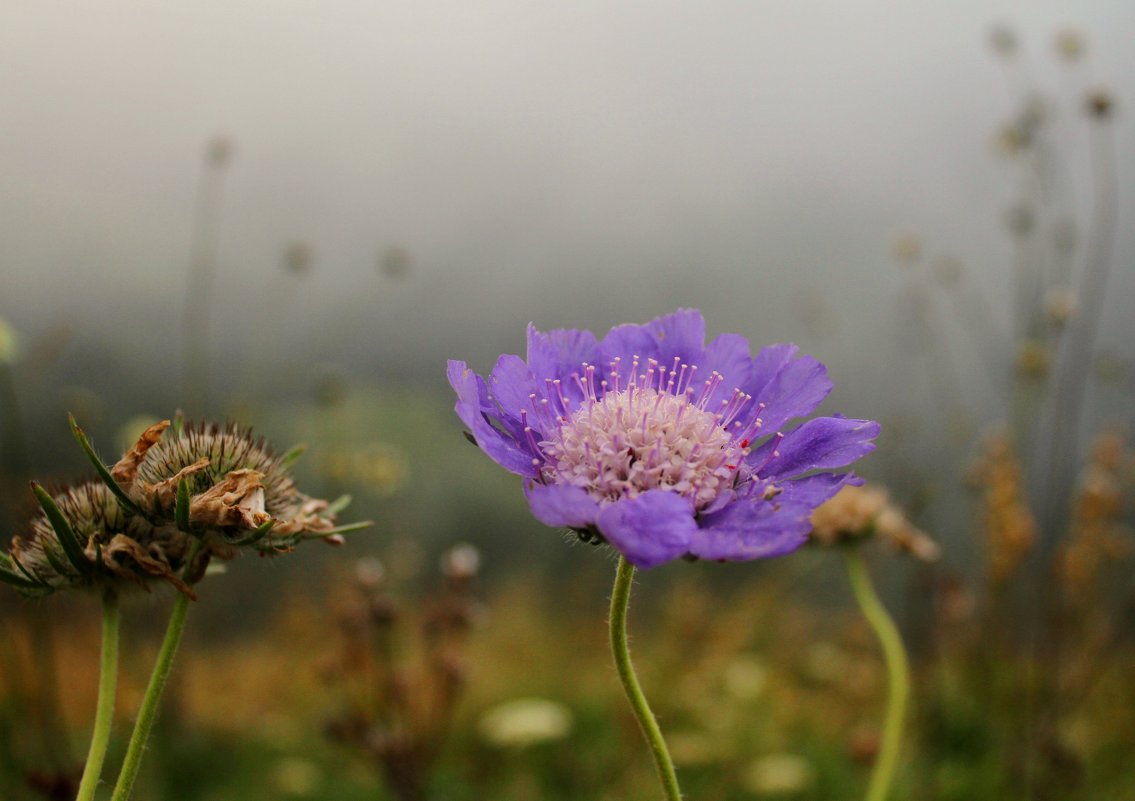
[449,309,879,569]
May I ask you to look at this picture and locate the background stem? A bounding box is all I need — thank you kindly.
[845,549,910,801]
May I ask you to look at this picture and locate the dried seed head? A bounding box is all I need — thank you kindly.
[113,419,341,553]
[809,484,939,562]
[6,482,194,598]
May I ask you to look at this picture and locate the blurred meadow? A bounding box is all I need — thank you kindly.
[2,2,1134,800]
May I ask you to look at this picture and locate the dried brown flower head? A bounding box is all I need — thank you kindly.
[4,482,194,598]
[112,419,349,556]
[809,484,939,562]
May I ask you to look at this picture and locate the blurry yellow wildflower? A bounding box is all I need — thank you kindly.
[741,753,815,796]
[891,232,922,266]
[723,656,768,701]
[1016,339,1051,378]
[1054,28,1086,62]
[1044,286,1079,326]
[477,698,572,748]
[971,432,1037,584]
[1058,430,1134,597]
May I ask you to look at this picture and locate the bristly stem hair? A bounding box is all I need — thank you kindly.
[609,555,683,801]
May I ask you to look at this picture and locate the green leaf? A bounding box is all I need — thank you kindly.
[175,478,191,532]
[39,541,70,577]
[280,444,307,469]
[0,567,40,590]
[31,483,90,575]
[9,553,42,584]
[68,414,142,516]
[233,519,275,547]
[323,520,374,536]
[326,494,352,516]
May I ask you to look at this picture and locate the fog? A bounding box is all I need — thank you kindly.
[2,1,1132,461]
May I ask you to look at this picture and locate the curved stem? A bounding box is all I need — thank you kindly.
[845,550,910,801]
[109,592,192,801]
[609,556,682,801]
[76,592,120,801]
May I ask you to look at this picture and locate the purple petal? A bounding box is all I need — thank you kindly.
[526,483,600,529]
[748,343,798,397]
[689,497,812,562]
[595,490,698,569]
[489,354,539,420]
[644,308,706,367]
[599,324,661,375]
[773,472,864,508]
[753,416,879,479]
[751,354,833,433]
[448,360,539,477]
[526,324,600,381]
[702,333,754,391]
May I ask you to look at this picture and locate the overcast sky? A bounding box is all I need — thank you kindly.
[1,1,1132,426]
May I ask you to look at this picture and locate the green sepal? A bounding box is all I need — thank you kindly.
[326,494,352,516]
[0,552,41,589]
[280,444,307,469]
[0,566,40,590]
[39,541,70,577]
[9,553,42,584]
[31,482,90,575]
[172,410,185,438]
[175,478,191,532]
[323,520,374,536]
[68,414,142,516]
[233,519,275,547]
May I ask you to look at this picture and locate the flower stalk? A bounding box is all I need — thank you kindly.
[108,589,192,801]
[76,591,120,801]
[609,556,682,801]
[845,549,909,801]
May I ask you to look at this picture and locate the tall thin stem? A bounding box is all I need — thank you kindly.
[609,556,682,801]
[108,591,192,801]
[845,550,910,801]
[76,592,120,801]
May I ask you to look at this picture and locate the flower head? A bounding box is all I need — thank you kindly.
[4,482,194,598]
[111,419,341,555]
[449,309,878,568]
[809,484,940,562]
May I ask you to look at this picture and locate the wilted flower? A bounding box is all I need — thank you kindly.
[2,482,194,597]
[1086,88,1114,119]
[2,416,366,598]
[809,484,939,561]
[449,309,878,568]
[111,419,347,555]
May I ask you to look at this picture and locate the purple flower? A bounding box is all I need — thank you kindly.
[449,309,879,569]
